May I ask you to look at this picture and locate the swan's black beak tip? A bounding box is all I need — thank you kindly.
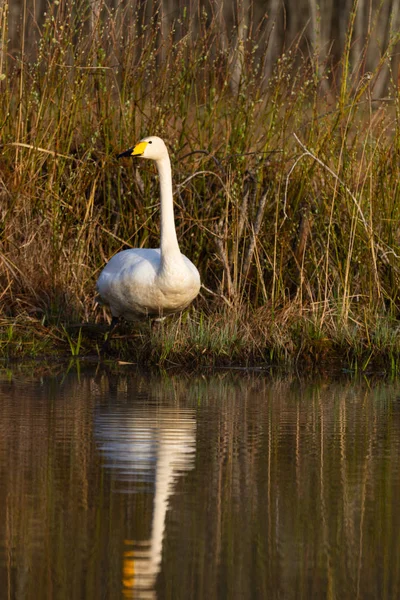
[117,148,134,159]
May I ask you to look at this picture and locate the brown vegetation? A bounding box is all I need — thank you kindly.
[2,1,400,370]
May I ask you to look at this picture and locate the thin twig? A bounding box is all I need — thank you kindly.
[243,192,268,276]
[291,133,369,233]
[6,142,74,160]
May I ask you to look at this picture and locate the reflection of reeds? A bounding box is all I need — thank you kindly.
[2,2,400,366]
[1,369,400,597]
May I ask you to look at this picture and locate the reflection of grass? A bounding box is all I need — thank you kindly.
[2,2,400,370]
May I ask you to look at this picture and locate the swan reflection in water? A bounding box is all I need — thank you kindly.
[95,399,197,598]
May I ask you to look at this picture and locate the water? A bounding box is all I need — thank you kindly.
[0,365,399,599]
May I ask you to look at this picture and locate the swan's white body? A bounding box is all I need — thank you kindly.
[97,136,201,320]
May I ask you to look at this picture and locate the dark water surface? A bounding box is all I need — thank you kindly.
[0,365,399,599]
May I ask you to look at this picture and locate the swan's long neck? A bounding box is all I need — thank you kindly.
[156,156,181,259]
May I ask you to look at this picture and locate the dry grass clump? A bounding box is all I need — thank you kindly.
[2,0,400,370]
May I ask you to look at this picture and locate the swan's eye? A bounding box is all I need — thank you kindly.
[148,141,152,144]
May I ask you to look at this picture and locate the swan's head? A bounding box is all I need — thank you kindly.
[117,136,169,162]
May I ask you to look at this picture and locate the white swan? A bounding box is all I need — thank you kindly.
[97,136,201,324]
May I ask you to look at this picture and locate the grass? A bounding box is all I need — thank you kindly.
[2,0,400,372]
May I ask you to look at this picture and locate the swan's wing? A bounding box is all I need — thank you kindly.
[99,248,161,275]
[96,249,161,310]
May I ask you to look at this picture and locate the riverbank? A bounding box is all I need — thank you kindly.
[2,301,400,374]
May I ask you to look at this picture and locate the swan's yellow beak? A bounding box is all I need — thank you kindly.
[131,141,148,156]
[117,141,148,159]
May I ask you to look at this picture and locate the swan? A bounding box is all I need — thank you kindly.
[97,136,201,326]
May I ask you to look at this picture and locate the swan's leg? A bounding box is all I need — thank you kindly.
[151,315,167,332]
[100,316,120,354]
[109,316,120,333]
